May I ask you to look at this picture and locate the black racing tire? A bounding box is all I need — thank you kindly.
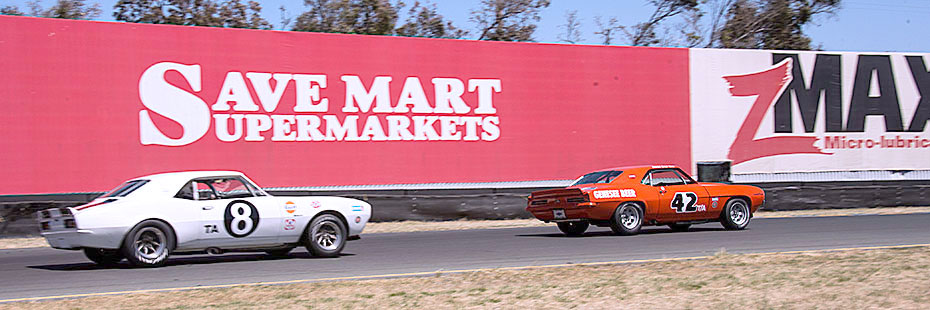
[304,214,347,258]
[668,223,692,232]
[556,221,589,236]
[721,198,751,230]
[265,247,295,257]
[609,202,643,236]
[83,248,123,266]
[121,220,175,267]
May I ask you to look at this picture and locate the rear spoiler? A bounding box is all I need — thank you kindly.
[530,188,584,199]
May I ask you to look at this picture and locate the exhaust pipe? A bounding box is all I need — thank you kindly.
[205,247,223,255]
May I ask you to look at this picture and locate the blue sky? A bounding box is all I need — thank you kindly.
[5,0,930,52]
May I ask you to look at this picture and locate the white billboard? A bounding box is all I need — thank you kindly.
[690,49,930,176]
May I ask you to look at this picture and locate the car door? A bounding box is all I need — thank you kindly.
[646,169,711,222]
[191,177,281,247]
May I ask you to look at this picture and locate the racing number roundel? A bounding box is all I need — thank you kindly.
[224,200,259,238]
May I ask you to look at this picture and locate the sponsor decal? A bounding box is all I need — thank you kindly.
[138,63,503,146]
[310,201,321,208]
[592,189,636,199]
[355,216,361,223]
[651,165,676,169]
[284,201,296,214]
[204,224,218,234]
[284,218,296,231]
[593,190,620,199]
[712,197,719,208]
[352,205,364,212]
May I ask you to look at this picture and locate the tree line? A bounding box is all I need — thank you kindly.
[1,0,840,50]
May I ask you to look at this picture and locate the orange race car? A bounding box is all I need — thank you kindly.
[526,165,765,236]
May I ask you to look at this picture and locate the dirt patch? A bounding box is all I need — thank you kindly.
[0,237,47,250]
[4,246,929,309]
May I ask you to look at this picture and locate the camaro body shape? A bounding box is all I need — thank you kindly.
[37,171,371,265]
[526,165,764,235]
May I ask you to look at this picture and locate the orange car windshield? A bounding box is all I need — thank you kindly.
[571,171,622,186]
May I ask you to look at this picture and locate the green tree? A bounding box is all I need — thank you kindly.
[593,16,623,45]
[219,0,271,29]
[292,0,398,35]
[557,9,582,44]
[718,0,761,48]
[470,0,550,42]
[113,0,270,29]
[1,5,25,16]
[28,0,101,19]
[717,0,839,50]
[395,1,467,39]
[625,0,698,46]
[112,0,168,24]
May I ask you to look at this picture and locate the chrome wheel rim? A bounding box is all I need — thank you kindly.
[313,221,342,251]
[730,201,749,226]
[619,205,640,229]
[133,227,166,260]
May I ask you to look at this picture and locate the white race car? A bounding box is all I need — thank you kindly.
[37,171,372,267]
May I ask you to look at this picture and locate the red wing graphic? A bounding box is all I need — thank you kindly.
[724,58,828,165]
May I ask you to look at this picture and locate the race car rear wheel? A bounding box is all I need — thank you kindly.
[610,202,643,236]
[121,220,174,267]
[83,248,123,266]
[668,223,691,232]
[557,221,589,236]
[304,214,346,258]
[721,198,751,230]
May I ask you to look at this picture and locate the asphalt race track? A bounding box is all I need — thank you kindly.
[1,213,929,301]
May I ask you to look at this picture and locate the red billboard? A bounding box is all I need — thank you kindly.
[0,16,692,194]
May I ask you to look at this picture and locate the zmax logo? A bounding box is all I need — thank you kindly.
[723,54,930,165]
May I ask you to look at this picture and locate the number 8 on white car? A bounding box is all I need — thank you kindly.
[36,171,372,267]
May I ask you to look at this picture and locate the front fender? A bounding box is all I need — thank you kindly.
[279,196,372,241]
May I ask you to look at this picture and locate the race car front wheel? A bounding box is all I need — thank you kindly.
[305,214,347,258]
[121,220,175,267]
[721,198,751,230]
[83,248,123,266]
[557,221,589,236]
[610,202,643,236]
